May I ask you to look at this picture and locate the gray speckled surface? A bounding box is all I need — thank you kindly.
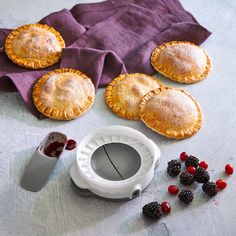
[0,1,236,235]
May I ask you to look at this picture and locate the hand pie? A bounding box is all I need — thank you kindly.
[139,87,203,139]
[105,73,162,120]
[5,24,65,69]
[33,68,95,120]
[151,41,212,83]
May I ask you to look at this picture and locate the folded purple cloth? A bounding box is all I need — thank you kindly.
[0,0,211,119]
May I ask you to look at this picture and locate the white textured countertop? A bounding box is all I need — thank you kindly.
[0,1,236,235]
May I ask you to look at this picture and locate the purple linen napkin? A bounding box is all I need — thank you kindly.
[0,0,211,119]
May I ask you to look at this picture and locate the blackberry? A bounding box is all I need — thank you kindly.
[185,155,199,168]
[167,160,181,177]
[202,182,218,197]
[194,167,210,183]
[178,190,194,204]
[180,172,194,185]
[142,202,163,219]
[168,159,181,167]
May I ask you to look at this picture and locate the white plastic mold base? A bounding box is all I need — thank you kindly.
[70,126,161,200]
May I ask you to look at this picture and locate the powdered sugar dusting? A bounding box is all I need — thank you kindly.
[144,89,198,127]
[13,26,62,59]
[158,44,207,76]
[41,72,92,108]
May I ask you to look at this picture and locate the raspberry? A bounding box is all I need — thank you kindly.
[180,152,188,161]
[187,166,196,175]
[66,139,77,150]
[225,164,233,175]
[161,202,171,214]
[199,161,208,169]
[216,179,227,189]
[168,185,179,195]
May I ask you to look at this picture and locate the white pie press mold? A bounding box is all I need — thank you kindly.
[70,126,161,200]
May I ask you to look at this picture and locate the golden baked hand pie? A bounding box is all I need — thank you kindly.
[5,24,65,69]
[105,73,162,120]
[139,87,203,139]
[33,68,95,120]
[151,41,212,83]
